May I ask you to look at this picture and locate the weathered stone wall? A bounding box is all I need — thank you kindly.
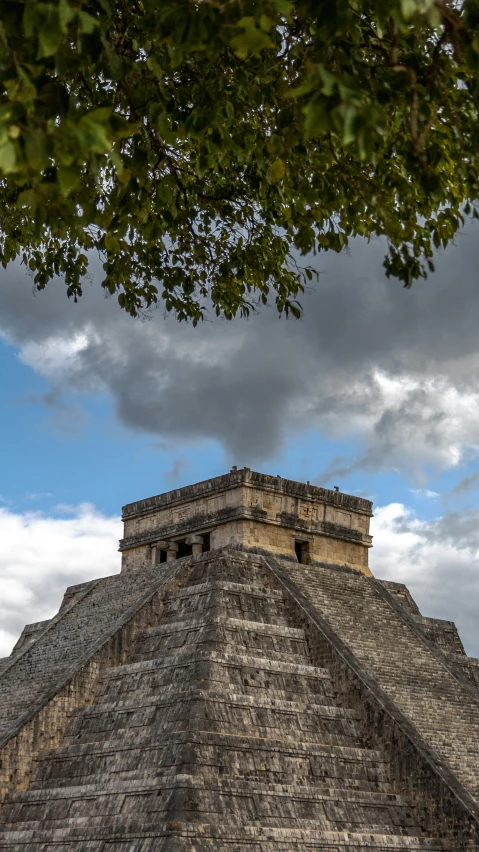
[267,560,479,852]
[121,543,151,573]
[271,557,479,797]
[211,519,370,572]
[264,553,479,849]
[0,560,191,804]
[0,548,461,850]
[120,468,372,575]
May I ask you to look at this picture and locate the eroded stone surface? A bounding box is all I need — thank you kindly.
[0,553,454,850]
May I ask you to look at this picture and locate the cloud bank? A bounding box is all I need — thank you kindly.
[1,227,479,476]
[0,504,121,658]
[371,504,479,657]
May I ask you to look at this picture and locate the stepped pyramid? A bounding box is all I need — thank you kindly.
[1,469,479,850]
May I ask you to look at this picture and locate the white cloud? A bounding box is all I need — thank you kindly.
[410,489,440,500]
[370,503,479,658]
[314,369,479,481]
[19,332,90,378]
[0,505,121,658]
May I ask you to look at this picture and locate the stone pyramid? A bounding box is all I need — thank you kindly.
[0,469,478,850]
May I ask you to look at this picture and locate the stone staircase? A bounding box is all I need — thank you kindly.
[0,565,178,741]
[0,554,445,850]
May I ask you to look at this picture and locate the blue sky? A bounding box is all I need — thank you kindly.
[1,228,479,657]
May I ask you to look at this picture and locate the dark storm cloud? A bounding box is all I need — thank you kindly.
[1,227,479,467]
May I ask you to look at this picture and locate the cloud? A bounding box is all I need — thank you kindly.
[25,491,53,501]
[0,504,121,658]
[370,503,479,658]
[410,489,440,500]
[317,371,479,483]
[2,227,479,473]
[449,471,479,499]
[163,456,192,487]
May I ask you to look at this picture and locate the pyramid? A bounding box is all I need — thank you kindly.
[0,469,478,850]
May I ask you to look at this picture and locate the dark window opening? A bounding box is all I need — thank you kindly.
[159,549,167,564]
[177,540,193,559]
[202,533,211,553]
[295,540,310,565]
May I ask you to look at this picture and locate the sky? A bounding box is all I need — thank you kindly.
[1,227,479,659]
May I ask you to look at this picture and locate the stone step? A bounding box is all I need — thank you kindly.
[66,723,357,750]
[196,825,445,849]
[64,712,358,750]
[1,772,415,810]
[131,616,308,663]
[33,730,389,791]
[8,776,404,806]
[37,729,382,765]
[0,823,426,842]
[136,615,305,639]
[0,780,421,835]
[0,823,445,851]
[66,688,359,719]
[159,581,289,627]
[64,688,360,745]
[98,649,335,703]
[30,766,392,795]
[0,565,175,737]
[186,556,270,586]
[131,644,312,668]
[103,649,330,679]
[166,581,285,600]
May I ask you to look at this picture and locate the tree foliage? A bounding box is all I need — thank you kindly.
[0,0,479,321]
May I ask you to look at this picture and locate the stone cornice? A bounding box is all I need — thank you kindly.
[122,468,373,520]
[119,505,373,552]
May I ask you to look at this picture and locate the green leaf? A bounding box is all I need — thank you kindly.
[5,68,36,104]
[109,151,124,176]
[0,140,17,173]
[303,97,331,137]
[273,0,293,17]
[267,158,286,183]
[58,164,82,195]
[259,14,274,32]
[230,18,275,58]
[38,8,62,57]
[341,105,357,146]
[58,0,75,32]
[17,190,38,212]
[78,11,98,34]
[76,109,113,154]
[400,0,420,19]
[319,67,338,97]
[25,131,47,170]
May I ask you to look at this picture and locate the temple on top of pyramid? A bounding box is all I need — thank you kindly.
[120,467,373,574]
[1,470,479,851]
